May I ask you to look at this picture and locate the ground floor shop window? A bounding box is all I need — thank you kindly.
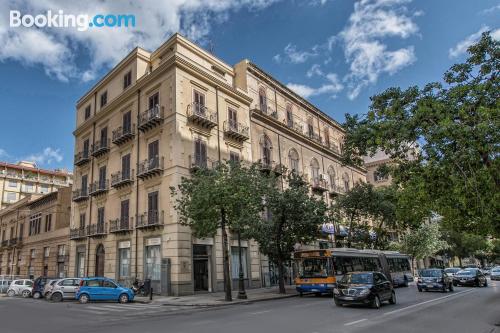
[119,248,130,279]
[145,245,160,280]
[231,246,248,279]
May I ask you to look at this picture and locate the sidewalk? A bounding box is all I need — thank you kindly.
[135,285,298,306]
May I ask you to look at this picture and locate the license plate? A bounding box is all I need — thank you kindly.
[343,297,354,300]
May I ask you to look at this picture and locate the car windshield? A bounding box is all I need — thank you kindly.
[420,270,442,277]
[456,270,474,276]
[341,273,373,284]
[299,258,329,278]
[444,268,460,273]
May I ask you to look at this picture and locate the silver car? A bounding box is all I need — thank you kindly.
[490,267,500,281]
[48,278,81,302]
[43,280,60,298]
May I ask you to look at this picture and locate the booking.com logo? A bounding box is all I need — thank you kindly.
[10,10,136,31]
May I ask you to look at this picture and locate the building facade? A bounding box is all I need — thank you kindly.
[69,33,366,296]
[0,161,73,209]
[0,187,71,278]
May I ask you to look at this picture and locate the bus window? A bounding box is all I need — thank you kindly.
[299,258,330,278]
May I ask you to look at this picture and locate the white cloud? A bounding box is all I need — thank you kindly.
[339,0,418,99]
[287,72,343,98]
[274,43,319,64]
[480,4,500,14]
[0,0,279,82]
[306,64,324,77]
[24,147,63,165]
[0,148,8,159]
[449,26,500,58]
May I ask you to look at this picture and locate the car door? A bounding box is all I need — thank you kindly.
[376,273,391,300]
[85,279,102,300]
[101,280,118,300]
[59,279,73,299]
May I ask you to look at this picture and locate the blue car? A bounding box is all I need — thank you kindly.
[75,277,134,304]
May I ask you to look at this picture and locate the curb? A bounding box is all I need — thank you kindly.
[135,293,299,306]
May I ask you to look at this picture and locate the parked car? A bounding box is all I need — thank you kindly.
[0,279,12,293]
[490,267,500,281]
[444,267,461,277]
[32,276,59,299]
[417,269,453,292]
[7,279,34,297]
[43,280,60,298]
[75,277,134,304]
[48,278,81,302]
[333,272,396,309]
[453,269,487,287]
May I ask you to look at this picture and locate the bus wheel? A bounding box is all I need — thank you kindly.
[299,292,303,297]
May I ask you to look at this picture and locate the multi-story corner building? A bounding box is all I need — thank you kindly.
[0,160,73,209]
[364,151,393,187]
[69,33,366,296]
[0,187,72,277]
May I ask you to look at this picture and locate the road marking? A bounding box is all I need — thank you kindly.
[249,310,272,315]
[344,318,367,326]
[383,289,475,316]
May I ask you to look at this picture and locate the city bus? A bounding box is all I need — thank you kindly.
[294,248,411,295]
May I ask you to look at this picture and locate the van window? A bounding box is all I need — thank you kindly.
[85,280,101,287]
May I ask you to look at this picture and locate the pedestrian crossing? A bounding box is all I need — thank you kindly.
[72,302,187,316]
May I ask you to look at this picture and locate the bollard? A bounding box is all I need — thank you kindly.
[150,287,153,301]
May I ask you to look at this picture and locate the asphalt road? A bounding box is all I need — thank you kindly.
[0,280,498,333]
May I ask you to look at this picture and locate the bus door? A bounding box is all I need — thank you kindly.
[378,254,392,285]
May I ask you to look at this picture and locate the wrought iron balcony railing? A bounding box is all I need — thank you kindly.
[137,156,164,179]
[70,227,87,240]
[138,105,163,132]
[109,217,133,233]
[112,124,135,145]
[111,170,134,188]
[74,151,90,166]
[87,223,107,237]
[311,176,329,192]
[136,210,164,230]
[72,188,89,202]
[91,139,111,157]
[88,180,109,196]
[187,102,218,128]
[223,120,249,141]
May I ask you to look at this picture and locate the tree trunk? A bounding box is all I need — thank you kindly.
[346,208,357,248]
[458,257,463,267]
[277,259,286,294]
[220,208,232,301]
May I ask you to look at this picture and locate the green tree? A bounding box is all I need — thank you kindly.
[442,231,490,267]
[399,223,449,271]
[249,172,328,294]
[342,32,500,237]
[171,161,267,301]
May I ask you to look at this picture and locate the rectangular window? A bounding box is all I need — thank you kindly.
[123,111,132,133]
[231,247,248,279]
[118,247,130,278]
[40,184,49,194]
[123,71,132,90]
[324,128,330,146]
[145,245,161,280]
[121,200,129,222]
[122,154,131,179]
[44,214,52,232]
[100,91,108,107]
[148,92,159,110]
[83,139,90,156]
[84,105,91,120]
[229,152,240,163]
[79,213,86,229]
[228,108,237,129]
[193,90,205,114]
[194,139,207,167]
[148,191,159,224]
[148,140,159,167]
[100,126,108,143]
[5,192,16,203]
[76,251,85,278]
[98,166,106,187]
[81,175,88,195]
[30,249,36,259]
[19,224,24,240]
[8,180,17,188]
[24,182,34,192]
[29,213,42,236]
[44,247,50,258]
[97,207,105,225]
[58,245,66,256]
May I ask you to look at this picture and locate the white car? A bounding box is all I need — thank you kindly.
[490,267,500,281]
[7,279,34,297]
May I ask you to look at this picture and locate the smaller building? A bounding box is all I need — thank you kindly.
[0,160,73,209]
[364,150,392,187]
[0,187,71,278]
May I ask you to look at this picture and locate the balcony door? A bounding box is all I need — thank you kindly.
[193,90,205,115]
[123,111,131,133]
[148,191,159,225]
[148,140,159,167]
[121,154,130,179]
[194,139,207,167]
[100,127,108,144]
[98,166,106,188]
[121,200,129,228]
[228,108,237,130]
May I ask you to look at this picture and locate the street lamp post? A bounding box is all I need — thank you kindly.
[237,230,247,299]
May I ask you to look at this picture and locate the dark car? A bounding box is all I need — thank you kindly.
[453,269,487,287]
[32,276,58,299]
[333,272,396,309]
[417,269,453,292]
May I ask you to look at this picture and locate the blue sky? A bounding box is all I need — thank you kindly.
[0,0,498,171]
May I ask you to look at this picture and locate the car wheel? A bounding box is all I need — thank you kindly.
[417,287,422,292]
[475,280,480,287]
[484,280,488,287]
[32,291,41,299]
[334,299,342,307]
[119,293,129,304]
[79,294,90,304]
[51,293,63,302]
[372,296,381,309]
[7,290,15,297]
[22,290,31,298]
[449,283,454,292]
[389,291,396,305]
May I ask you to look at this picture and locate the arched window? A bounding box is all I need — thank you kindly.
[310,158,320,180]
[342,172,350,191]
[259,88,267,112]
[286,104,293,127]
[327,166,336,189]
[260,135,272,166]
[288,149,299,172]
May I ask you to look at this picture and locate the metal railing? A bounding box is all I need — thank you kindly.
[88,180,109,195]
[187,102,218,127]
[72,188,88,201]
[311,177,328,191]
[112,124,135,144]
[136,210,164,229]
[74,151,90,166]
[69,227,87,239]
[223,120,249,140]
[189,155,212,170]
[111,170,134,187]
[87,223,107,236]
[91,139,111,157]
[137,156,163,178]
[138,105,162,131]
[109,217,133,233]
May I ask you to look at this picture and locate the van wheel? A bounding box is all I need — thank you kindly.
[22,290,31,298]
[389,291,396,304]
[372,296,381,309]
[119,293,129,304]
[79,294,90,304]
[7,290,15,297]
[51,293,63,302]
[32,291,41,299]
